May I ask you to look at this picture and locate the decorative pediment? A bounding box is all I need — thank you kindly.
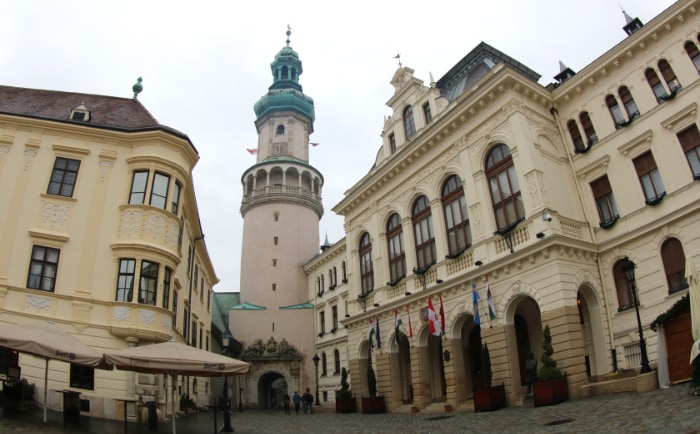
[241,336,302,361]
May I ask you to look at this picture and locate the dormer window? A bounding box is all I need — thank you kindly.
[70,103,90,122]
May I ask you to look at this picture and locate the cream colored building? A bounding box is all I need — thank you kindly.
[0,84,217,420]
[305,0,700,411]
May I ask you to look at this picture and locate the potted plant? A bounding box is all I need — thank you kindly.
[361,366,385,414]
[335,367,356,413]
[533,325,569,407]
[473,343,506,412]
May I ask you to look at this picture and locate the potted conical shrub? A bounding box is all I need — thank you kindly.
[473,343,506,412]
[335,367,356,413]
[533,325,569,407]
[361,366,385,413]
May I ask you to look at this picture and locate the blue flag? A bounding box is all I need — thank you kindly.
[376,316,381,349]
[472,281,481,326]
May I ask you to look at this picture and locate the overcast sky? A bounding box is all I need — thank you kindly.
[2,1,676,292]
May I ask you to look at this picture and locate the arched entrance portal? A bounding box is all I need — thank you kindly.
[577,285,607,378]
[390,333,413,404]
[427,334,446,400]
[506,296,542,394]
[257,373,287,409]
[452,313,480,403]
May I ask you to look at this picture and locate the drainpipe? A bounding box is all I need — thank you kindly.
[187,235,205,396]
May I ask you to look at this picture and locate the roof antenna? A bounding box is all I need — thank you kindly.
[394,51,402,68]
[286,24,291,47]
[132,77,143,99]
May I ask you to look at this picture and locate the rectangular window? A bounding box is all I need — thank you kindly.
[192,321,198,347]
[199,325,203,349]
[200,279,204,302]
[332,305,338,330]
[129,171,149,204]
[678,124,700,178]
[171,181,181,214]
[27,245,60,292]
[422,102,432,124]
[274,236,278,245]
[172,291,178,323]
[319,311,326,334]
[116,259,135,302]
[138,260,158,305]
[207,289,211,311]
[633,151,665,203]
[47,157,80,197]
[194,266,199,292]
[150,172,170,209]
[69,365,94,390]
[591,176,619,226]
[183,308,188,339]
[389,133,396,154]
[162,267,172,309]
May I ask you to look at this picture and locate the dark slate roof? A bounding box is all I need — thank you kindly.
[0,85,191,143]
[212,292,241,333]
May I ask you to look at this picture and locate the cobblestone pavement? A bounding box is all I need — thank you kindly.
[0,384,698,434]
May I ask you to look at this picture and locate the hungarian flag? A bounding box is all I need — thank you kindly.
[439,294,446,336]
[395,309,403,345]
[472,281,481,326]
[487,279,497,320]
[427,298,442,336]
[368,318,375,348]
[406,306,413,339]
[375,316,381,350]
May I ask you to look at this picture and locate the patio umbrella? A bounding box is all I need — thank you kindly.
[0,321,105,422]
[687,255,700,363]
[104,340,250,434]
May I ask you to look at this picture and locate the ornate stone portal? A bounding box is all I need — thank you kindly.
[241,337,304,409]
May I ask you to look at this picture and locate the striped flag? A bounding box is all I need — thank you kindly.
[246,148,258,155]
[439,293,446,336]
[407,306,413,339]
[395,309,403,345]
[472,281,481,326]
[487,279,497,320]
[310,142,320,147]
[427,298,442,336]
[368,318,375,349]
[376,316,381,350]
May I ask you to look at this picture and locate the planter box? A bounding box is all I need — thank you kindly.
[533,374,569,407]
[335,397,356,413]
[361,396,385,414]
[473,384,506,412]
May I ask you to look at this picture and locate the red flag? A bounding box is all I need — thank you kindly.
[439,293,446,336]
[427,298,442,336]
[246,148,258,155]
[406,306,413,339]
[310,142,319,147]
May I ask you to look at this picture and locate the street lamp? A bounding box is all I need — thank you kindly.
[621,257,652,374]
[312,354,321,407]
[221,330,234,432]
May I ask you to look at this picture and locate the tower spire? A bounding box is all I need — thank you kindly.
[286,24,291,47]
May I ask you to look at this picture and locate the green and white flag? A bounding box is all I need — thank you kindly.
[368,318,375,349]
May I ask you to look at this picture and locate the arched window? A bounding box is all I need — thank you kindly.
[677,124,700,178]
[645,68,666,100]
[359,233,374,295]
[441,175,471,256]
[658,59,681,91]
[403,106,416,139]
[618,86,639,119]
[341,261,347,282]
[661,238,687,294]
[684,40,700,73]
[321,352,327,376]
[320,274,324,293]
[613,259,635,311]
[412,196,436,269]
[276,124,285,135]
[333,266,337,287]
[606,94,625,125]
[386,213,406,283]
[567,120,584,151]
[328,269,333,288]
[334,349,341,374]
[486,144,524,230]
[580,112,598,144]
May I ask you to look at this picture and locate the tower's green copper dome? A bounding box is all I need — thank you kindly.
[254,26,315,125]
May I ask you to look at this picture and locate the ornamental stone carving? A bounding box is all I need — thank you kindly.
[241,337,303,361]
[98,159,114,182]
[42,202,70,227]
[26,294,51,311]
[139,309,156,325]
[113,306,130,321]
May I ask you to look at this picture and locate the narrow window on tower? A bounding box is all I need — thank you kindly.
[274,212,279,222]
[272,259,277,267]
[272,283,276,291]
[274,236,278,245]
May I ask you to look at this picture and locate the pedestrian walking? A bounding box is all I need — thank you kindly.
[282,393,291,415]
[302,388,313,414]
[292,391,301,415]
[525,352,538,394]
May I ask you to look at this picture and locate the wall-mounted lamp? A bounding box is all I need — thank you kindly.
[373,303,380,307]
[536,232,545,239]
[344,313,351,318]
[436,279,444,284]
[443,350,451,362]
[475,261,483,266]
[404,291,412,296]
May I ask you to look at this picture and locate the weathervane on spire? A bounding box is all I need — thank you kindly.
[394,51,402,68]
[286,24,291,46]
